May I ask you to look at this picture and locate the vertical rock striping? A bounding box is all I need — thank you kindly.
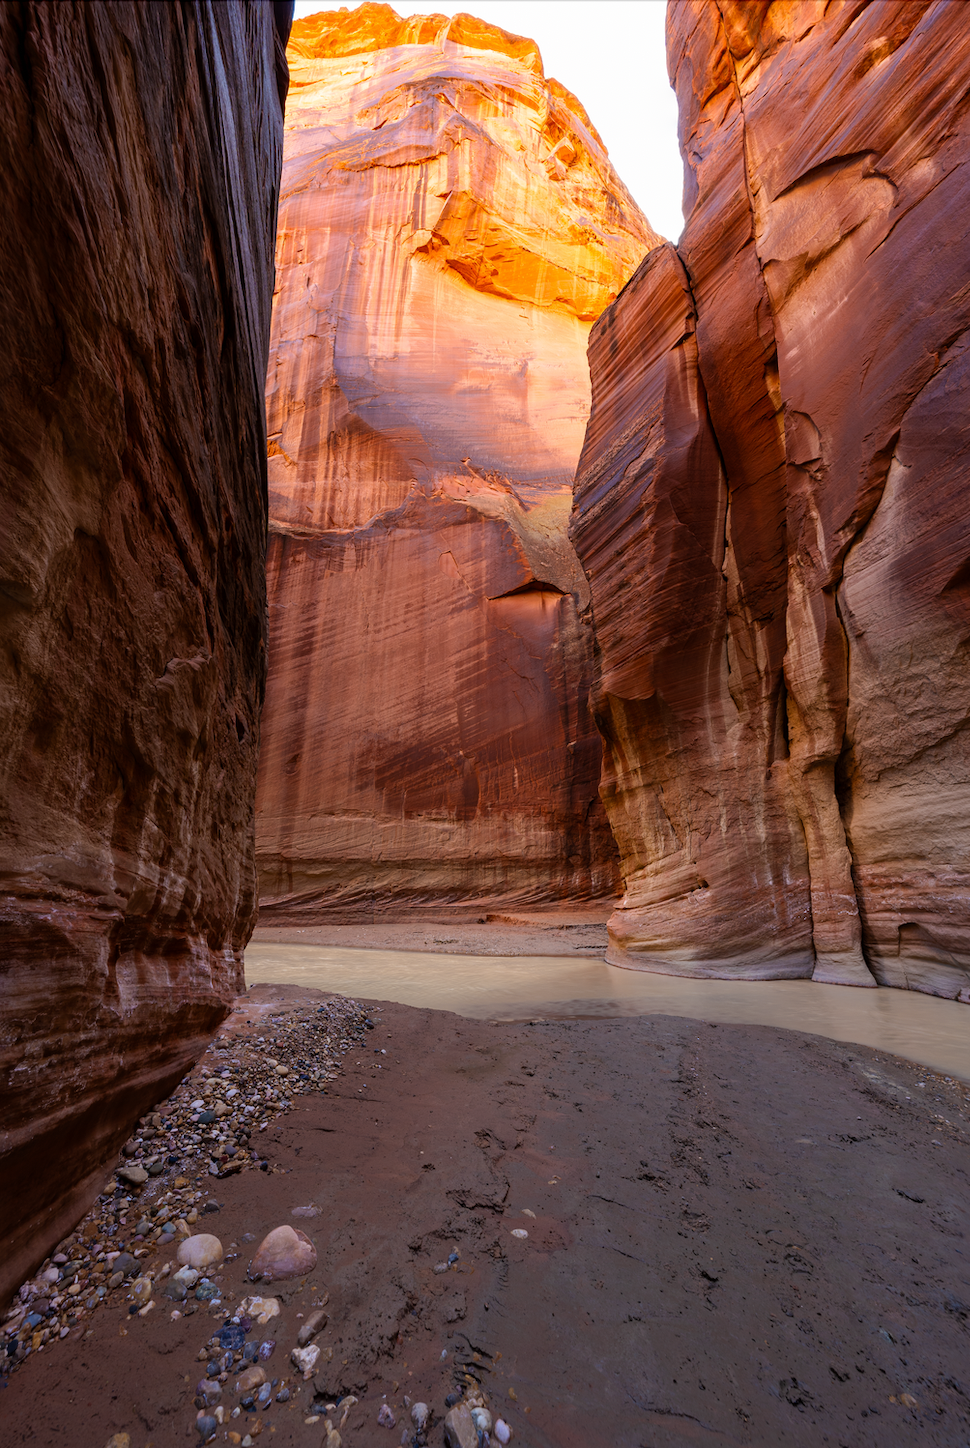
[255,4,657,920]
[0,1,287,1303]
[573,0,970,996]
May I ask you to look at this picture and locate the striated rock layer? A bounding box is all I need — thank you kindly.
[572,0,970,996]
[0,2,288,1303]
[256,3,657,920]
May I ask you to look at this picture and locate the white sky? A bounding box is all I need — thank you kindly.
[289,0,684,240]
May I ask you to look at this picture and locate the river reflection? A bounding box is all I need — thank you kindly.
[244,943,970,1082]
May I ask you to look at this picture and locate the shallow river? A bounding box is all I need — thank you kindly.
[245,943,970,1083]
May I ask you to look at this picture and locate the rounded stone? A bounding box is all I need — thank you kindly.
[177,1234,224,1271]
[118,1166,148,1185]
[235,1364,267,1394]
[249,1225,316,1281]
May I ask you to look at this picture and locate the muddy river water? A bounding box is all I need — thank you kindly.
[244,943,970,1082]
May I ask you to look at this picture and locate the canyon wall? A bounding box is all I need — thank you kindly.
[256,3,657,921]
[572,0,970,997]
[0,1,288,1302]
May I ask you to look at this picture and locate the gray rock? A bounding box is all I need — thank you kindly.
[118,1166,148,1185]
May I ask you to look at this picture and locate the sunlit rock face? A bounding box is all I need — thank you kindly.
[573,0,970,996]
[0,1,287,1302]
[256,3,657,920]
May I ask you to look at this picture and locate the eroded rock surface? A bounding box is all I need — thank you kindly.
[256,3,657,920]
[0,1,287,1302]
[572,0,970,995]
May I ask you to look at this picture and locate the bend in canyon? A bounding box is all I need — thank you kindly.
[255,2,658,924]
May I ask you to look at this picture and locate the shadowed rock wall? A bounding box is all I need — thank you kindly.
[572,0,970,996]
[256,3,657,921]
[0,1,288,1303]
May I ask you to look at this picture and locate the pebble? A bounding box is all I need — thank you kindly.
[235,1364,266,1394]
[118,1166,148,1186]
[238,1294,279,1325]
[291,1343,320,1378]
[129,1277,152,1306]
[411,1402,429,1429]
[378,1402,396,1428]
[510,1229,528,1239]
[494,1420,512,1444]
[196,1414,217,1442]
[249,1225,316,1281]
[296,1306,328,1345]
[177,1234,223,1271]
[471,1407,492,1432]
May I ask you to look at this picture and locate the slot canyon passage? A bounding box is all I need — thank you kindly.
[2,2,970,1447]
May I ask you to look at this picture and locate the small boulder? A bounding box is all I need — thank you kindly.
[177,1234,224,1271]
[249,1225,316,1281]
[444,1404,478,1448]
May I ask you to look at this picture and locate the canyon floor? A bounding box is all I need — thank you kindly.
[4,984,970,1448]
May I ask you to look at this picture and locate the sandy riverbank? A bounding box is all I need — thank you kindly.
[4,983,970,1447]
[249,904,614,960]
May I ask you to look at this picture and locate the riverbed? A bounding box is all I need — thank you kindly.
[244,941,970,1082]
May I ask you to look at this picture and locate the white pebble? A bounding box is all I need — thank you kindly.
[494,1420,512,1444]
[291,1344,320,1379]
[510,1229,528,1239]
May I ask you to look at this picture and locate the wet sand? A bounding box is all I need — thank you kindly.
[5,983,970,1447]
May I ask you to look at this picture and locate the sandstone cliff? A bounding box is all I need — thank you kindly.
[572,0,970,997]
[0,1,287,1302]
[256,3,657,920]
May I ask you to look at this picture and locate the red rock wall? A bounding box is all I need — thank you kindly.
[573,0,970,997]
[0,1,287,1302]
[256,4,657,920]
